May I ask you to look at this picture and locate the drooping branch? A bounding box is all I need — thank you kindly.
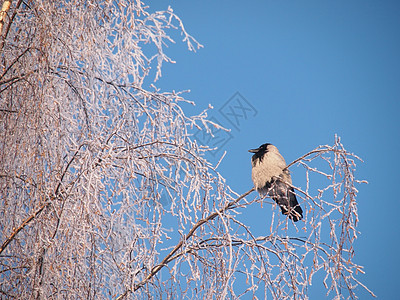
[115,187,255,299]
[0,201,48,255]
[0,1,371,297]
[114,140,369,299]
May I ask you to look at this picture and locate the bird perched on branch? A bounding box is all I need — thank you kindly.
[249,143,303,222]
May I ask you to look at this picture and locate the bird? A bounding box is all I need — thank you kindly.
[249,143,303,222]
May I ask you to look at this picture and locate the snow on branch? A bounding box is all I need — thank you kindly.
[113,136,374,299]
[0,1,372,299]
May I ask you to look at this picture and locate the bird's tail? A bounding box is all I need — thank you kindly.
[267,180,303,222]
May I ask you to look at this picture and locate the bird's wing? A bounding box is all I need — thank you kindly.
[267,178,303,222]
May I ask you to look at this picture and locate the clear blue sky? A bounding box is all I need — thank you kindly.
[148,1,400,298]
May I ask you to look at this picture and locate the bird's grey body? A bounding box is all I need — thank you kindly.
[249,143,303,222]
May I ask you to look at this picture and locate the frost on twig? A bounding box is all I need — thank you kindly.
[115,136,374,300]
[0,1,372,299]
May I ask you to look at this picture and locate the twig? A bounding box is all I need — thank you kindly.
[0,108,16,113]
[115,147,344,298]
[115,187,255,299]
[285,147,329,170]
[0,201,49,255]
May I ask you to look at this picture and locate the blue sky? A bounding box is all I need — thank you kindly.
[148,1,400,298]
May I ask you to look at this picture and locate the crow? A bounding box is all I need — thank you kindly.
[249,143,303,222]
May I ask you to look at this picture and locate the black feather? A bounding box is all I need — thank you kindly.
[266,178,303,222]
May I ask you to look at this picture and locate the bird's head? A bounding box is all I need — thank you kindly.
[248,143,272,154]
[248,143,272,162]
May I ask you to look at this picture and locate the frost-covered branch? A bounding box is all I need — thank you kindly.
[116,188,255,299]
[0,1,372,299]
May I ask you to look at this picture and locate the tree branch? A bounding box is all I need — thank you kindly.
[0,108,16,113]
[115,187,256,299]
[0,201,49,255]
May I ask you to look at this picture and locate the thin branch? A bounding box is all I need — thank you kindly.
[115,187,255,299]
[285,147,329,170]
[0,108,16,113]
[0,0,23,52]
[0,201,49,255]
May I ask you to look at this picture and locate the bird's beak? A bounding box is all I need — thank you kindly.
[248,148,259,153]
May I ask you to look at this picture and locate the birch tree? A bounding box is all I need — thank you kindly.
[0,1,373,299]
